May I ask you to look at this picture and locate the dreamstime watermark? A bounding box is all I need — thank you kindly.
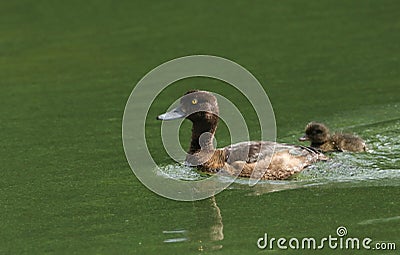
[257,226,397,251]
[122,55,276,201]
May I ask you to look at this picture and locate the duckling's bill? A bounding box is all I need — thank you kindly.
[299,135,309,141]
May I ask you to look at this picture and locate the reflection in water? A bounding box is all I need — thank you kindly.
[162,196,224,252]
[209,196,224,242]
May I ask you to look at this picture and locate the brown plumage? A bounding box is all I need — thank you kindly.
[157,90,327,180]
[299,122,367,152]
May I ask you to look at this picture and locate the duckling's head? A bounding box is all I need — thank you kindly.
[299,122,330,144]
[157,90,219,123]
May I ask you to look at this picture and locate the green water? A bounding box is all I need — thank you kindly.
[1,0,400,254]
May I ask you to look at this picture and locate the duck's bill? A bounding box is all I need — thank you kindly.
[298,135,309,141]
[157,106,186,120]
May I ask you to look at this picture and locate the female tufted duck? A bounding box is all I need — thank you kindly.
[157,90,327,180]
[299,122,367,152]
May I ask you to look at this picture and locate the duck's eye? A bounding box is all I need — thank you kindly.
[191,99,198,105]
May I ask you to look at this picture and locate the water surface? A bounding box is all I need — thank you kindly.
[1,0,400,254]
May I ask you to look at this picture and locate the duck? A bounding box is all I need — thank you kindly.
[157,90,327,180]
[299,122,367,152]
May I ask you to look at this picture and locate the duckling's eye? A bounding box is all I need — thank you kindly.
[191,99,198,105]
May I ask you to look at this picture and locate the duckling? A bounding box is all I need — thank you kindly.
[157,90,327,180]
[299,122,366,152]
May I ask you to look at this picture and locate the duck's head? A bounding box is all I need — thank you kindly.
[299,122,330,144]
[157,90,219,123]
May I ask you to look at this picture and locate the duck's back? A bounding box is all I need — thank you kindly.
[222,141,327,180]
[224,141,275,163]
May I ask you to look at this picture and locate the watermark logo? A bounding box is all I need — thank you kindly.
[122,55,276,201]
[336,226,347,237]
[257,226,396,251]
